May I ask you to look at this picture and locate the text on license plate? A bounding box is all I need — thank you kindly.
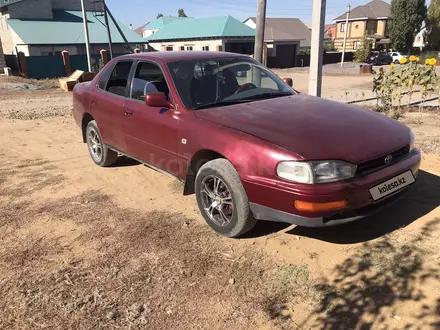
[369,170,415,201]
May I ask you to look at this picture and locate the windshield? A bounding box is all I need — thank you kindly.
[167,57,295,110]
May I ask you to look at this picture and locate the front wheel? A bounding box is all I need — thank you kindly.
[394,60,399,64]
[195,159,257,238]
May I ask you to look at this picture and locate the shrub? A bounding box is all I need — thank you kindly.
[354,35,373,63]
[373,56,439,117]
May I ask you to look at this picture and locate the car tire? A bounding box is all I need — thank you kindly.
[85,120,117,167]
[394,60,399,64]
[195,159,257,238]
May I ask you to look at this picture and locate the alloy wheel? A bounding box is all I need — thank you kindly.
[87,128,103,162]
[200,175,234,227]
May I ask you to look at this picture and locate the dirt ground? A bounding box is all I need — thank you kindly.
[0,83,440,330]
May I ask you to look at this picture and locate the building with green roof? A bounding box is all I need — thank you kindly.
[146,16,256,55]
[135,16,191,39]
[0,0,145,56]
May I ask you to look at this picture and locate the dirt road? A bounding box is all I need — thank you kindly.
[0,89,439,329]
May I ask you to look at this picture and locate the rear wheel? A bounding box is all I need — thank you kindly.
[86,120,117,167]
[394,60,399,64]
[195,159,257,238]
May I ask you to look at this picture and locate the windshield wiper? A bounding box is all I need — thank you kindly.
[193,99,249,110]
[239,92,293,101]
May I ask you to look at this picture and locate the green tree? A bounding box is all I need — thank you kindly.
[157,13,163,19]
[178,8,187,17]
[426,0,440,50]
[354,34,373,63]
[390,0,427,52]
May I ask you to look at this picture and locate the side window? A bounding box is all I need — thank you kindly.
[131,62,170,101]
[98,63,114,90]
[105,61,133,97]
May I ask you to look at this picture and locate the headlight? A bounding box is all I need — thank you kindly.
[277,160,357,184]
[409,129,415,152]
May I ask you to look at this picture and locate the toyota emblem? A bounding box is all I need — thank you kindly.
[384,155,393,165]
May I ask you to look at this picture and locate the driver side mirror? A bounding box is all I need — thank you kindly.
[283,78,293,87]
[145,92,174,109]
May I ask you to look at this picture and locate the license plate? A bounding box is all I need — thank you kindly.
[369,170,415,201]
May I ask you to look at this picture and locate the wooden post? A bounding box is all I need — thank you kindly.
[263,43,268,66]
[17,51,28,77]
[61,50,72,76]
[100,49,109,64]
[254,0,267,63]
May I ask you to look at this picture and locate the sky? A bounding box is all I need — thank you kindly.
[106,0,390,29]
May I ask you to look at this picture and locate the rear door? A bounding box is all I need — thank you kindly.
[89,60,134,151]
[122,60,181,177]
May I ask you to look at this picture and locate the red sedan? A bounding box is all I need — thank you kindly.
[72,51,421,238]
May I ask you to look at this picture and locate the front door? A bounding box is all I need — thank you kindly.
[122,61,181,177]
[89,60,134,151]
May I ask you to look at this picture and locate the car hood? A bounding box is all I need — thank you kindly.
[193,94,409,163]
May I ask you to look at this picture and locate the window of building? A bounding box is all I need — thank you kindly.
[340,23,346,32]
[353,41,361,49]
[202,46,209,51]
[180,46,185,51]
[185,46,193,51]
[130,62,170,101]
[165,46,173,51]
[100,61,133,97]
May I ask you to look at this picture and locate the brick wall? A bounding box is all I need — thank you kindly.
[8,0,53,19]
[0,13,15,54]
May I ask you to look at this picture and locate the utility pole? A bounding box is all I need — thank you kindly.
[254,0,267,63]
[308,0,326,97]
[81,0,92,72]
[341,4,351,66]
[102,0,113,59]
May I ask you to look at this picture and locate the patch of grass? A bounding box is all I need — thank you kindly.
[418,137,440,155]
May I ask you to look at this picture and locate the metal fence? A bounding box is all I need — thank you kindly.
[14,53,127,79]
[27,56,65,79]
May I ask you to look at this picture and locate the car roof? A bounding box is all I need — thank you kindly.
[116,51,251,63]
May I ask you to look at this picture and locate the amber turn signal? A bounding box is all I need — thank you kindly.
[294,200,347,212]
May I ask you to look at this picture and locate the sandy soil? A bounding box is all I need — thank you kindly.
[0,88,439,329]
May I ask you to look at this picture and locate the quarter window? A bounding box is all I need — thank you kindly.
[130,62,170,101]
[105,61,133,97]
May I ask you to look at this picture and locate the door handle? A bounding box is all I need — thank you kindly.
[124,110,134,117]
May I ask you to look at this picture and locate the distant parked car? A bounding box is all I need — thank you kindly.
[390,52,408,64]
[367,51,393,65]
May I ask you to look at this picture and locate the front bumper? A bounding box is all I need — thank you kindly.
[250,188,409,227]
[244,149,421,227]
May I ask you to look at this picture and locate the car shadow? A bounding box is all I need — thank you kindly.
[110,156,141,167]
[286,170,440,244]
[240,220,292,239]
